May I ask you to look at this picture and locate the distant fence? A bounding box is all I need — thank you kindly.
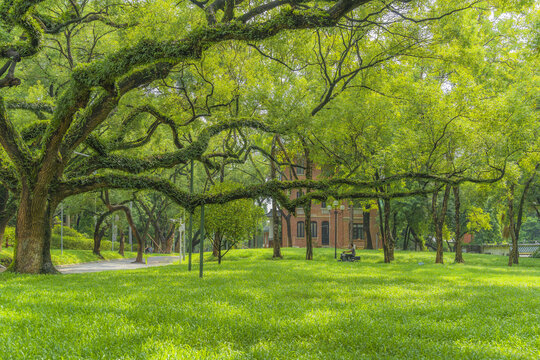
[464,243,539,257]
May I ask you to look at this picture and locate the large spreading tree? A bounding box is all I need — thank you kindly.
[0,0,534,273]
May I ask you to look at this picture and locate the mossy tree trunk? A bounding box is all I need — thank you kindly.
[102,191,144,263]
[10,186,58,274]
[93,210,112,258]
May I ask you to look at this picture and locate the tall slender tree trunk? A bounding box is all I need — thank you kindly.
[378,198,391,263]
[432,185,451,264]
[402,226,410,250]
[508,184,519,266]
[271,136,282,259]
[389,205,395,261]
[363,210,373,249]
[305,201,313,260]
[349,202,354,247]
[384,198,394,261]
[453,186,464,263]
[508,172,536,266]
[118,230,125,256]
[303,142,313,260]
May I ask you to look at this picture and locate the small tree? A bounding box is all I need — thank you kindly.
[204,182,264,264]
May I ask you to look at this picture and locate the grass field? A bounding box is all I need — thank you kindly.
[0,248,538,359]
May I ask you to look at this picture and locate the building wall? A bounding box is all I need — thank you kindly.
[280,165,381,249]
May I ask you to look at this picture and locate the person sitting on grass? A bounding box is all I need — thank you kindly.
[340,244,356,261]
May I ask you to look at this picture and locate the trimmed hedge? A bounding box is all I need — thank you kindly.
[3,226,138,251]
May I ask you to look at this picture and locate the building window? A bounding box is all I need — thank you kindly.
[311,221,318,238]
[353,223,363,239]
[321,201,326,209]
[296,190,304,199]
[297,221,305,238]
[296,166,305,175]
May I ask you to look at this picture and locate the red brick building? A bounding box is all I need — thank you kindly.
[280,165,381,250]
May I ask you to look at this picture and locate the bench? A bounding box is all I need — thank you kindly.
[339,254,361,262]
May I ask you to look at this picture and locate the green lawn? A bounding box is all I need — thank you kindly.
[0,249,538,359]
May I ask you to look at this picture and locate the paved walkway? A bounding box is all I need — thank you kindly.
[57,256,179,274]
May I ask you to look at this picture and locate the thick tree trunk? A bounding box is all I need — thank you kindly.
[363,210,373,249]
[272,201,282,258]
[213,231,221,257]
[163,224,174,254]
[453,186,464,263]
[9,187,57,274]
[284,213,292,247]
[93,211,111,258]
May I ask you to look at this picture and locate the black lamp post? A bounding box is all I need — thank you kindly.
[330,201,345,259]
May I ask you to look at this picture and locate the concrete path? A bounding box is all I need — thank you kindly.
[57,256,179,274]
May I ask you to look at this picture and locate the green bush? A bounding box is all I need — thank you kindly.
[3,225,138,252]
[50,226,139,251]
[2,226,15,246]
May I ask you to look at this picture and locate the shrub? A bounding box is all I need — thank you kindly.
[2,225,139,252]
[2,226,15,246]
[532,247,540,259]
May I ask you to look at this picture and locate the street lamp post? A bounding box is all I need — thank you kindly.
[60,203,64,255]
[331,201,345,259]
[129,201,133,252]
[188,159,194,271]
[199,204,205,278]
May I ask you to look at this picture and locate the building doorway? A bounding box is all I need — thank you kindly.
[322,221,329,246]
